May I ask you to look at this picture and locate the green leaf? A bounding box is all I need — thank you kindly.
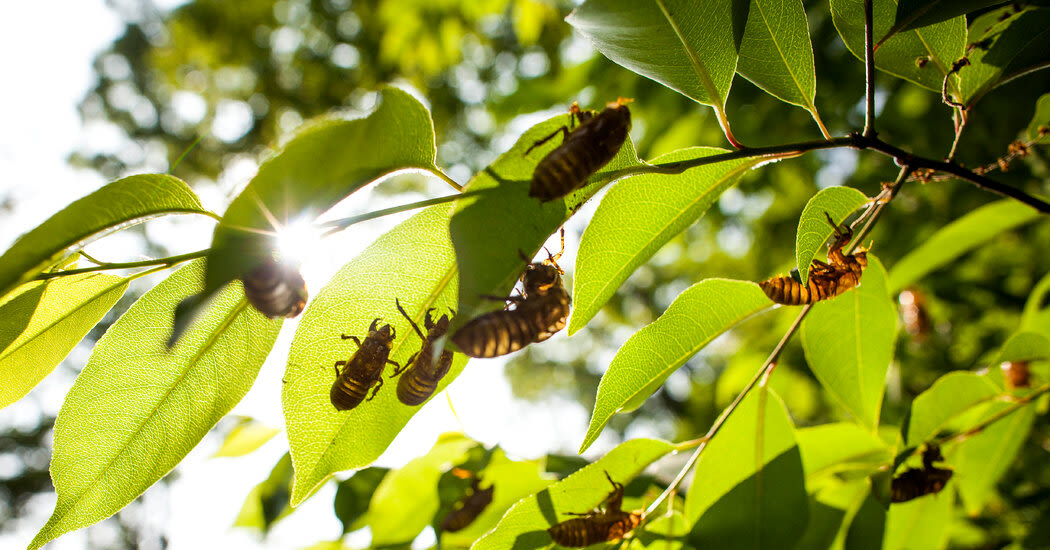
[440,450,554,547]
[883,486,953,550]
[212,417,281,458]
[794,479,869,550]
[30,260,282,549]
[737,0,820,117]
[947,399,1037,515]
[580,279,770,452]
[0,174,207,298]
[627,510,688,549]
[284,205,466,505]
[1027,93,1050,144]
[843,489,886,550]
[800,256,896,430]
[334,467,389,535]
[995,331,1050,364]
[686,387,808,549]
[959,7,1050,106]
[796,423,892,479]
[879,1,1008,44]
[906,371,1000,446]
[368,433,476,545]
[831,0,966,95]
[449,112,639,326]
[567,0,742,108]
[472,438,675,550]
[233,453,294,531]
[0,273,128,409]
[888,199,1042,291]
[204,87,438,296]
[570,147,757,334]
[794,187,870,287]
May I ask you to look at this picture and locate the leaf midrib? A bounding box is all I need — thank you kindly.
[753,0,815,111]
[654,0,724,105]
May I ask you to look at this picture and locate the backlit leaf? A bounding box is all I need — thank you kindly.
[449,110,639,328]
[30,261,282,548]
[796,423,892,479]
[883,483,953,550]
[801,256,897,431]
[959,6,1050,106]
[472,438,675,550]
[233,453,294,531]
[0,273,128,409]
[204,87,438,297]
[1027,93,1050,144]
[995,331,1050,365]
[570,147,758,334]
[888,199,1042,291]
[0,174,207,298]
[831,0,966,95]
[334,467,390,534]
[212,417,281,458]
[567,0,742,108]
[580,279,771,453]
[686,387,808,549]
[794,187,870,287]
[879,1,1008,44]
[906,371,1000,446]
[284,205,466,505]
[738,0,821,119]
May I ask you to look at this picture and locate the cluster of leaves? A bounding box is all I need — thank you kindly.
[2,0,1050,549]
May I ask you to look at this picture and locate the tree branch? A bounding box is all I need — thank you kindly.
[863,0,876,138]
[32,250,209,281]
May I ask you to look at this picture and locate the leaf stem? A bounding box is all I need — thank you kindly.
[318,191,484,237]
[428,166,464,192]
[32,250,209,281]
[863,0,876,138]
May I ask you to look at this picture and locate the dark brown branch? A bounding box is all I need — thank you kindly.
[863,0,876,138]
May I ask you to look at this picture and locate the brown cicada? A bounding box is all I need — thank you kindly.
[528,98,632,202]
[440,477,495,532]
[391,298,454,406]
[547,471,643,547]
[760,212,868,305]
[242,256,307,318]
[891,444,953,503]
[330,318,399,411]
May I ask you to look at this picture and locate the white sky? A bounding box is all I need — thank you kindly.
[0,2,627,549]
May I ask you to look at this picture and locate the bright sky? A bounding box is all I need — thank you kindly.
[0,3,623,549]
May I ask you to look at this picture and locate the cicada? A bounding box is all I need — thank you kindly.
[547,471,643,547]
[760,212,868,305]
[391,298,454,406]
[440,477,495,532]
[242,256,307,318]
[452,231,571,358]
[330,319,399,411]
[528,98,632,202]
[891,444,953,503]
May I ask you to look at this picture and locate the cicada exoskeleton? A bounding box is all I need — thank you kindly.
[760,212,869,305]
[528,98,632,202]
[452,230,571,358]
[330,318,399,411]
[439,477,495,532]
[242,256,307,318]
[391,298,454,406]
[891,444,953,503]
[547,471,643,547]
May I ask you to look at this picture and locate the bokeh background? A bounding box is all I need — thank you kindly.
[1,1,1049,548]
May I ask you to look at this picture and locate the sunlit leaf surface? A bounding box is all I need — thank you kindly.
[794,186,869,287]
[906,371,999,447]
[959,7,1050,106]
[738,0,820,118]
[31,261,281,548]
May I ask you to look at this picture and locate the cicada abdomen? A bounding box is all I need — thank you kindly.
[760,212,868,305]
[242,257,307,318]
[529,98,632,202]
[547,472,643,547]
[890,444,953,503]
[440,478,495,532]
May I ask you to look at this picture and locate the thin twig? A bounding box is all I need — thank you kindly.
[863,0,876,138]
[31,250,209,281]
[933,382,1050,448]
[319,191,485,237]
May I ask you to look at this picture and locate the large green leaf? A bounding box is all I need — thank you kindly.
[471,438,675,550]
[796,423,892,479]
[30,261,282,548]
[888,199,1042,291]
[449,111,639,327]
[947,399,1037,515]
[883,486,953,550]
[685,387,807,549]
[737,0,820,118]
[204,87,439,296]
[284,204,466,505]
[233,453,294,531]
[794,187,870,287]
[570,147,757,334]
[959,7,1050,106]
[0,273,128,409]
[800,256,897,431]
[580,279,770,452]
[440,450,555,547]
[1028,93,1050,144]
[906,371,1000,446]
[368,433,476,545]
[567,0,742,108]
[831,0,966,95]
[0,174,207,298]
[878,1,1009,44]
[794,479,869,550]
